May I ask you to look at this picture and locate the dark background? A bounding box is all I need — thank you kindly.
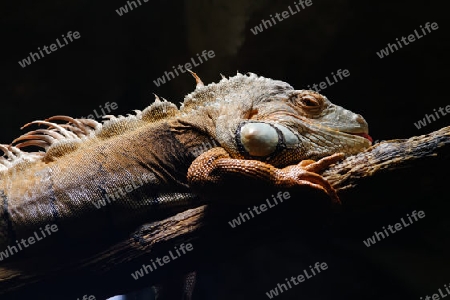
[1,0,448,143]
[1,0,449,299]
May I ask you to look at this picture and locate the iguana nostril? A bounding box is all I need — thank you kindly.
[240,123,278,157]
[356,114,366,124]
[355,114,367,125]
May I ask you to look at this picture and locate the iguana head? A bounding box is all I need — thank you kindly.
[180,72,372,166]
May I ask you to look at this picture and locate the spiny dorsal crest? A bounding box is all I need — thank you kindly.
[180,72,294,113]
[0,96,178,171]
[0,72,288,172]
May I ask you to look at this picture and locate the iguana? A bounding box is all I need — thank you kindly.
[0,72,372,294]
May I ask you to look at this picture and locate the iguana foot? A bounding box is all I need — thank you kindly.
[187,148,344,204]
[274,153,345,203]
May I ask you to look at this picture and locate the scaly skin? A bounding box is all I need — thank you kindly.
[0,72,371,256]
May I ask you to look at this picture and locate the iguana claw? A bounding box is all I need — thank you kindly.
[275,153,345,204]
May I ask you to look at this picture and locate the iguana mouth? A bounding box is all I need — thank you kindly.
[349,132,373,143]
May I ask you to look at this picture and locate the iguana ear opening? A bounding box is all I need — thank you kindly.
[239,123,278,157]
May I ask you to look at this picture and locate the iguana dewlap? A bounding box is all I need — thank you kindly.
[0,72,371,254]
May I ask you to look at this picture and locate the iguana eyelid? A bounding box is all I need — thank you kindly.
[290,92,323,109]
[300,97,319,108]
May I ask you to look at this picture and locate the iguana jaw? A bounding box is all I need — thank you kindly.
[347,132,373,143]
[318,116,373,144]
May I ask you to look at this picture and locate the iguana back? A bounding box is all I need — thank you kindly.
[0,72,371,260]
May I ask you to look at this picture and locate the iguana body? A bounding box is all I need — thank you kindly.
[0,72,371,258]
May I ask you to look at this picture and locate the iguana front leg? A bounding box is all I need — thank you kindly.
[187,147,344,204]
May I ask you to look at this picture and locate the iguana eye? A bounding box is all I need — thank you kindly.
[297,94,323,114]
[300,96,320,108]
[290,92,324,115]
